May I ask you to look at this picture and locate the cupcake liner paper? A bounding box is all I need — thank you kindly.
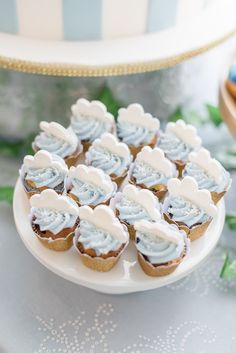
[174,160,186,178]
[127,134,158,158]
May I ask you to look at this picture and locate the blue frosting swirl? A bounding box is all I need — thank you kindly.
[116,195,153,225]
[136,225,185,264]
[25,167,65,189]
[71,115,113,142]
[132,161,168,187]
[32,205,77,234]
[166,196,210,228]
[70,179,113,206]
[34,132,76,159]
[78,220,122,255]
[87,146,128,176]
[184,162,230,193]
[158,132,193,162]
[117,121,155,147]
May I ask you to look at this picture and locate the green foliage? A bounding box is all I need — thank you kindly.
[0,186,14,205]
[0,134,34,158]
[220,254,236,279]
[95,86,122,118]
[225,213,236,230]
[206,104,222,127]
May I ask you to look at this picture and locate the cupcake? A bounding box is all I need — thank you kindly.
[20,150,68,198]
[70,98,115,152]
[226,64,236,98]
[74,205,129,272]
[183,148,231,204]
[163,177,217,241]
[134,220,189,277]
[128,146,177,200]
[85,133,132,187]
[117,103,160,157]
[30,189,79,251]
[158,119,202,176]
[66,165,117,207]
[110,184,161,240]
[32,121,83,167]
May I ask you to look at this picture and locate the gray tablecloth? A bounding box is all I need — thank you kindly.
[0,155,236,353]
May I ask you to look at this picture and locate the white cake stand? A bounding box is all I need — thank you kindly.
[13,178,225,294]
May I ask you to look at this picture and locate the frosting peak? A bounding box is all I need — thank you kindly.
[118,104,160,131]
[40,121,78,146]
[71,98,114,123]
[166,120,201,148]
[23,150,68,172]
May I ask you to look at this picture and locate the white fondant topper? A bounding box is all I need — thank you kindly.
[166,120,202,148]
[118,103,160,131]
[167,177,217,217]
[92,133,131,163]
[23,150,68,173]
[78,205,128,243]
[189,148,222,184]
[68,165,115,194]
[122,184,161,221]
[136,146,176,177]
[40,121,78,146]
[30,189,79,216]
[71,98,114,124]
[134,220,183,245]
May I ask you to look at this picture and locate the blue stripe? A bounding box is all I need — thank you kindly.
[147,0,178,32]
[63,0,102,41]
[0,0,17,33]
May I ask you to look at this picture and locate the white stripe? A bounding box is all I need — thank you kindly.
[17,0,63,40]
[102,0,148,39]
[177,0,205,25]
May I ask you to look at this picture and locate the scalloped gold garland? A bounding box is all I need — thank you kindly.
[0,30,235,77]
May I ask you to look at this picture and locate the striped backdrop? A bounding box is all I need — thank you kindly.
[0,0,208,41]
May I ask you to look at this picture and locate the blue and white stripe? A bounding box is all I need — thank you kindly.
[0,0,206,41]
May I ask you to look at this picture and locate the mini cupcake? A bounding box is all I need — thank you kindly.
[110,184,161,240]
[163,177,217,241]
[117,103,160,157]
[85,133,132,187]
[158,119,202,176]
[129,146,177,200]
[20,150,68,198]
[70,98,115,152]
[66,165,117,207]
[74,205,129,272]
[134,220,189,277]
[226,64,236,98]
[32,121,83,167]
[30,189,79,251]
[183,148,231,204]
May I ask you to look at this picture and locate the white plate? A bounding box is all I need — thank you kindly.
[13,178,225,294]
[1,0,236,76]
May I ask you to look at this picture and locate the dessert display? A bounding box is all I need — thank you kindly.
[117,103,160,157]
[158,119,202,176]
[19,98,230,275]
[66,165,117,207]
[110,184,161,240]
[20,150,68,197]
[163,177,217,241]
[70,98,115,152]
[183,148,231,204]
[30,189,79,251]
[134,220,189,277]
[128,146,177,200]
[74,205,129,272]
[32,121,83,167]
[85,133,132,187]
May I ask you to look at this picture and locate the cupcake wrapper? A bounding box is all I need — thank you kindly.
[111,170,128,188]
[226,79,236,99]
[174,160,186,178]
[73,230,127,272]
[211,190,226,204]
[128,177,167,201]
[127,134,158,158]
[68,192,112,209]
[164,212,211,241]
[137,246,187,277]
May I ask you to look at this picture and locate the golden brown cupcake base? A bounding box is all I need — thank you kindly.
[115,209,135,240]
[32,219,78,251]
[211,190,226,204]
[76,242,125,272]
[128,176,167,200]
[174,160,186,178]
[164,213,211,241]
[23,177,64,198]
[138,247,186,277]
[127,134,158,158]
[110,170,128,188]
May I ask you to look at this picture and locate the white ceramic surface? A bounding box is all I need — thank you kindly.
[13,178,225,294]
